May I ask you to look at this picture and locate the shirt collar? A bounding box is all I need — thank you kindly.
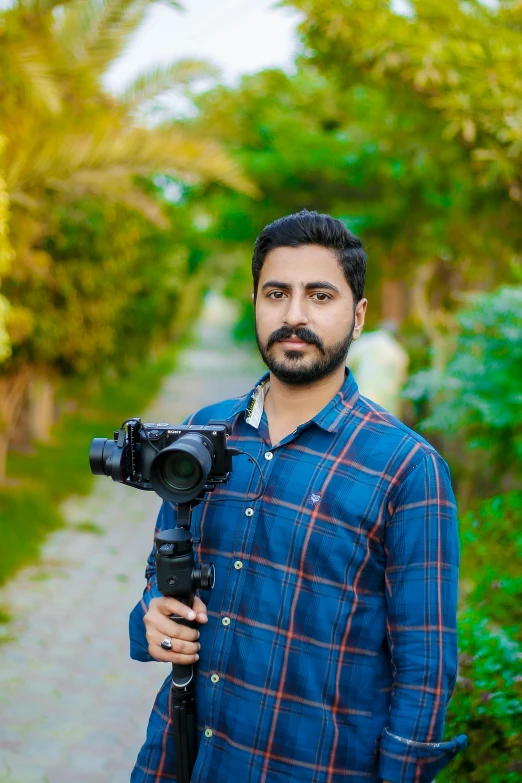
[237,370,360,434]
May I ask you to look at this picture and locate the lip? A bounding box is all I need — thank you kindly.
[278,339,309,349]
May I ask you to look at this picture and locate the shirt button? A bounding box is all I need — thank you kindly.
[222,616,231,626]
[265,451,273,460]
[204,728,213,738]
[234,560,243,570]
[210,673,220,683]
[245,507,254,517]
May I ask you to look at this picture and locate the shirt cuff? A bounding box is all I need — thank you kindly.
[129,599,154,662]
[379,727,468,783]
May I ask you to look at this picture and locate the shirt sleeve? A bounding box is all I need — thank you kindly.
[129,501,176,662]
[379,451,468,783]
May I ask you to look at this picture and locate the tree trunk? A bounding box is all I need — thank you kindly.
[410,260,454,374]
[380,278,408,325]
[0,433,8,484]
[28,375,55,443]
[0,366,32,483]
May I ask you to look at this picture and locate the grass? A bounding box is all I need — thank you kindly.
[0,344,180,588]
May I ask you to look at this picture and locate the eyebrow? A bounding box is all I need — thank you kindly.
[261,280,341,294]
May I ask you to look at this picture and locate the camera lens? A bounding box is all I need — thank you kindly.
[89,438,116,476]
[161,452,202,491]
[150,432,215,503]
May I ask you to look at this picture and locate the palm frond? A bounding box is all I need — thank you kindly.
[7,43,62,114]
[158,1,183,9]
[46,171,169,227]
[56,0,149,74]
[119,59,219,110]
[21,0,79,12]
[6,123,260,197]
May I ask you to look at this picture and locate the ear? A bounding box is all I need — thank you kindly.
[352,298,367,341]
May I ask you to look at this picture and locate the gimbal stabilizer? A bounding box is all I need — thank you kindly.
[155,502,215,783]
[89,418,261,780]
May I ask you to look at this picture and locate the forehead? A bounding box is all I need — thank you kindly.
[260,245,348,289]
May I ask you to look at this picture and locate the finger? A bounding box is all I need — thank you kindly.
[151,646,200,665]
[192,595,208,623]
[149,616,200,643]
[151,596,198,622]
[151,631,201,657]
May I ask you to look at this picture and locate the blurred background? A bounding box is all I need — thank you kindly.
[0,1,521,781]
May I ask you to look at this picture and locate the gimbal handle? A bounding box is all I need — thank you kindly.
[155,503,214,783]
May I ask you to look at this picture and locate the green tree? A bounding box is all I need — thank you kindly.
[177,63,520,364]
[287,0,522,202]
[404,286,522,493]
[283,0,522,367]
[0,0,256,478]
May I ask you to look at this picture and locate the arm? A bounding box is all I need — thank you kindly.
[379,452,467,783]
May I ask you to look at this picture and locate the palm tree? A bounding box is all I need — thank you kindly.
[0,0,258,479]
[2,0,256,220]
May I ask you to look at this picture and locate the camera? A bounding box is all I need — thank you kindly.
[89,418,237,504]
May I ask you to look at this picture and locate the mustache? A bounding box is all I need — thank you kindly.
[266,326,325,354]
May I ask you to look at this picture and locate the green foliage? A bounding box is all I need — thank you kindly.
[440,608,522,783]
[401,283,522,783]
[435,489,522,781]
[182,57,520,342]
[287,0,522,201]
[459,491,522,640]
[5,193,192,376]
[404,286,522,478]
[0,141,13,363]
[0,0,254,478]
[0,486,63,588]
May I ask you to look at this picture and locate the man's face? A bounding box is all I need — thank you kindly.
[254,245,367,386]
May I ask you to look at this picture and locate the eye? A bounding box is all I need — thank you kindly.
[311,292,331,302]
[267,291,286,299]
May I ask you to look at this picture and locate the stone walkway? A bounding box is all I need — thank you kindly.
[0,295,264,783]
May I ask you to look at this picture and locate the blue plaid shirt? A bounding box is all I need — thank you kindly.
[129,371,467,783]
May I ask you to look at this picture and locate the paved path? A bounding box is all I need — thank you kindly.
[0,296,264,783]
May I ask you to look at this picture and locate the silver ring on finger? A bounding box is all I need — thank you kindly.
[160,636,173,651]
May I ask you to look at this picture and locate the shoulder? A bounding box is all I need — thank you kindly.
[341,392,450,487]
[356,393,434,449]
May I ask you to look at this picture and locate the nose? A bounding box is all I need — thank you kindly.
[282,294,309,329]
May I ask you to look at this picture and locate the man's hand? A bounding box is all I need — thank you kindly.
[144,595,208,664]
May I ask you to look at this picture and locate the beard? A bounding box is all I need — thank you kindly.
[255,318,356,386]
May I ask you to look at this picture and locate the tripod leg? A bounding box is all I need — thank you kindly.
[171,685,196,783]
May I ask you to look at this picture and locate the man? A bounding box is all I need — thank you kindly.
[129,210,467,783]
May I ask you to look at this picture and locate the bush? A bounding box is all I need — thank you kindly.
[459,491,522,641]
[404,286,522,482]
[440,608,522,783]
[437,490,522,782]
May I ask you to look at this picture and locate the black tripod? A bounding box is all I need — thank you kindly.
[155,502,215,783]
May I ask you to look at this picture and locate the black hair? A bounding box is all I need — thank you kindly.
[252,209,367,302]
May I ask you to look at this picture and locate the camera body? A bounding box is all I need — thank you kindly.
[90,418,234,504]
[137,421,232,485]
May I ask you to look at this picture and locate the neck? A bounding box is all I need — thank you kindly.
[264,365,346,424]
